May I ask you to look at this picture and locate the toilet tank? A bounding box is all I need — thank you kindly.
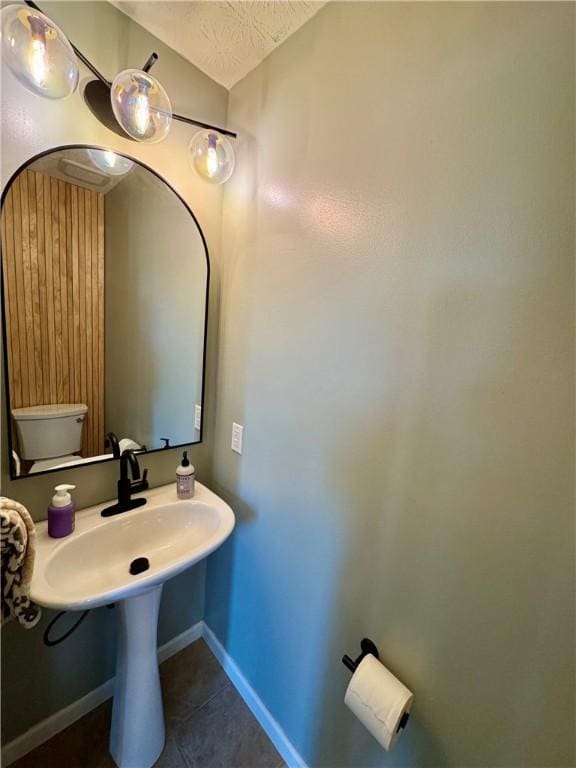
[12,404,88,460]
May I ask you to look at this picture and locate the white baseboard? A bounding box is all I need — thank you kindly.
[202,622,308,768]
[1,620,204,767]
[158,621,204,663]
[1,677,115,768]
[2,620,307,768]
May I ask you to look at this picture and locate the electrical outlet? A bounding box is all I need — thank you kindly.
[194,404,202,431]
[231,422,243,454]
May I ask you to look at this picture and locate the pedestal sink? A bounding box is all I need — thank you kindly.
[30,482,235,768]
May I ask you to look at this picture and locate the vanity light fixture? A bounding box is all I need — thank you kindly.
[111,55,172,144]
[188,129,236,185]
[2,1,237,181]
[0,4,79,99]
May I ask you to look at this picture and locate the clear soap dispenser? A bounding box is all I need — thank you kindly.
[48,484,76,538]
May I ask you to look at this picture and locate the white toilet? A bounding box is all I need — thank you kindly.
[12,404,88,469]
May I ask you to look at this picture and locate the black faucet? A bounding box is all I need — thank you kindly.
[101,450,149,517]
[105,431,121,459]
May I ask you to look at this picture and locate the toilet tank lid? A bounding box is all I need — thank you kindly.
[12,404,88,420]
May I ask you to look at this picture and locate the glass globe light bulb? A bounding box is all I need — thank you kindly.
[87,149,134,176]
[0,5,79,99]
[110,69,172,143]
[188,130,235,185]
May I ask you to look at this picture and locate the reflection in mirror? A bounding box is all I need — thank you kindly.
[1,147,208,478]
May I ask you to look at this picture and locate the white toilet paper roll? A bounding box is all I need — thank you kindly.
[344,654,413,751]
[119,438,142,453]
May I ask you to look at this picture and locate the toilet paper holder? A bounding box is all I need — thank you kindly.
[342,638,411,733]
[342,638,380,673]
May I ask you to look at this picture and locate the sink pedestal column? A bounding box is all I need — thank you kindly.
[110,584,165,768]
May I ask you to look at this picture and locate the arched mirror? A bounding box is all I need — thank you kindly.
[1,146,209,479]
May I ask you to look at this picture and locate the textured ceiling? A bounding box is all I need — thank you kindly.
[110,1,327,90]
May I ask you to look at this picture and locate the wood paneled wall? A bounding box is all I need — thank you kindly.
[1,170,104,458]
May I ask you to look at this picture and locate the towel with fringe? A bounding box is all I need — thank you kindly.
[1,497,41,628]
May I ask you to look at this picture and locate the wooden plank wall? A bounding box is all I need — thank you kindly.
[1,169,104,458]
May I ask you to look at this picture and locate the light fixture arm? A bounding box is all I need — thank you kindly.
[142,53,158,74]
[23,0,237,139]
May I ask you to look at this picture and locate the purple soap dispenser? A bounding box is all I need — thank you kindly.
[48,484,76,538]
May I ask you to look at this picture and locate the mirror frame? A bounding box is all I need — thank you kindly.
[1,144,211,481]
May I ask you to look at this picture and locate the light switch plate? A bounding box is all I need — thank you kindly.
[194,404,202,431]
[231,422,243,454]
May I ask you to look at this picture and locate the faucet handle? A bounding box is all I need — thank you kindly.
[130,467,149,495]
[134,468,149,492]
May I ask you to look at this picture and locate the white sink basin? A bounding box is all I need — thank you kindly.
[30,481,234,768]
[31,482,234,610]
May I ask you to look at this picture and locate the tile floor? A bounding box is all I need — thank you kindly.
[12,639,284,768]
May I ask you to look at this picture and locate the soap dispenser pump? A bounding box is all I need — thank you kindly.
[176,451,195,499]
[48,484,76,538]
